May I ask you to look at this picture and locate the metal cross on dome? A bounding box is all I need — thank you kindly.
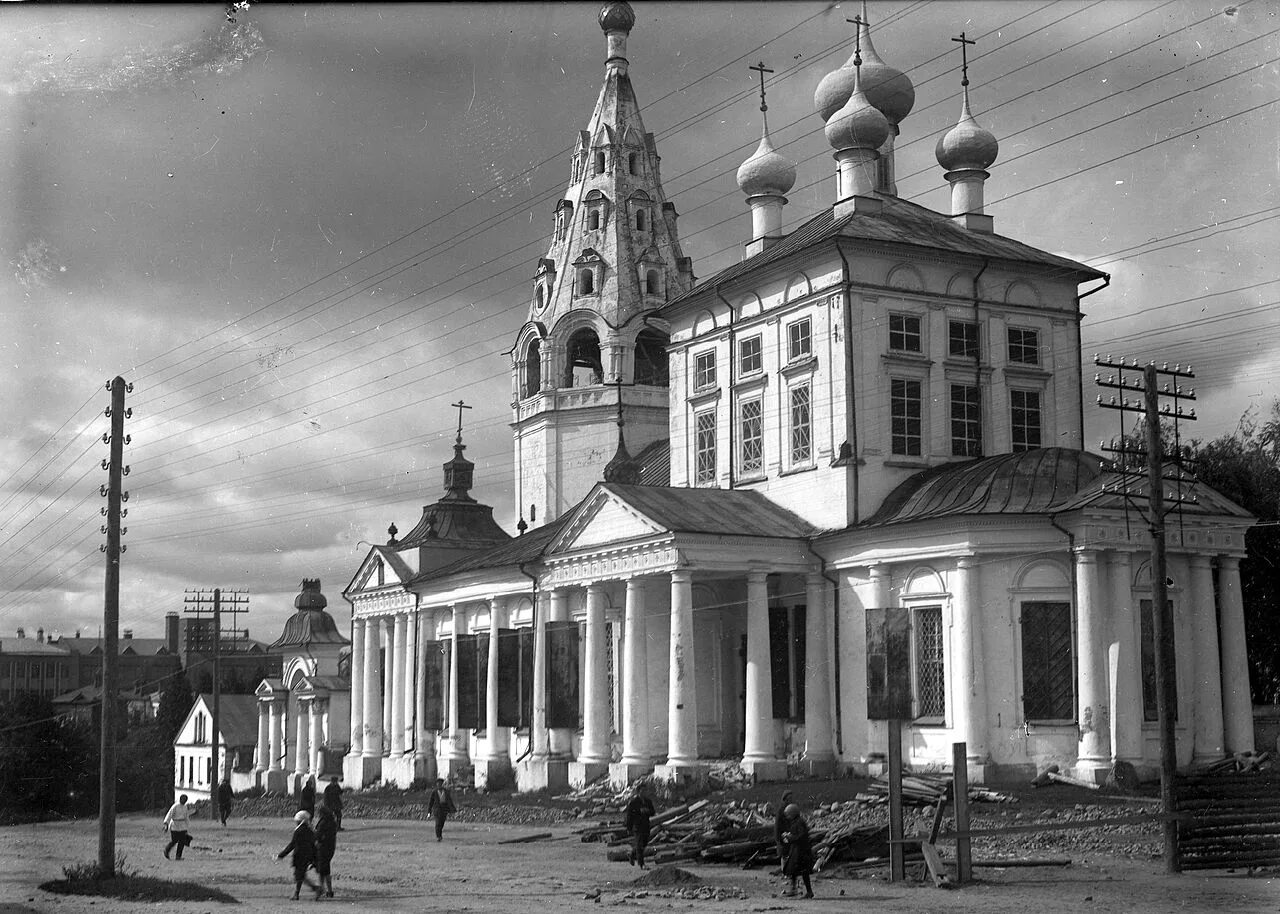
[952,31,976,88]
[845,15,863,68]
[451,399,472,445]
[749,60,773,115]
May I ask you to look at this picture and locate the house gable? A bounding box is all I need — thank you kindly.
[552,487,667,553]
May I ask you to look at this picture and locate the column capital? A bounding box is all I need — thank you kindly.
[670,568,693,584]
[1072,545,1101,562]
[1187,553,1212,570]
[745,568,768,585]
[1217,555,1241,571]
[956,555,978,570]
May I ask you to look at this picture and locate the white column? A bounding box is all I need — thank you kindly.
[256,701,270,771]
[383,617,397,754]
[1075,548,1111,770]
[362,617,383,757]
[531,592,550,760]
[1109,552,1143,764]
[1217,557,1255,753]
[486,598,510,761]
[581,584,610,764]
[742,571,773,764]
[803,571,835,765]
[390,613,407,755]
[349,618,366,756]
[268,701,284,771]
[1189,554,1225,761]
[414,610,431,760]
[444,605,470,761]
[295,700,309,774]
[402,609,417,755]
[950,559,981,763]
[667,569,698,766]
[870,564,891,608]
[309,701,324,775]
[620,578,650,765]
[548,589,573,758]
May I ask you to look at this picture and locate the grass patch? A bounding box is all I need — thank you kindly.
[41,855,237,903]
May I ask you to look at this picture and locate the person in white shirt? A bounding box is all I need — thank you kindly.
[162,794,193,860]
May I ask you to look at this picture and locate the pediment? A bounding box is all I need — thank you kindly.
[551,487,668,554]
[346,546,406,596]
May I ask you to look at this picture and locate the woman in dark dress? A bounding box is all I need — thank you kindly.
[276,810,322,900]
[781,804,815,899]
[623,782,656,869]
[313,804,338,898]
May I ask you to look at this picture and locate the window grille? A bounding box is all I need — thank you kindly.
[1007,327,1040,365]
[695,410,717,486]
[605,621,616,733]
[787,318,812,362]
[738,335,762,375]
[790,384,812,465]
[1010,389,1042,451]
[1020,601,1073,720]
[914,606,945,719]
[739,398,763,476]
[694,350,717,390]
[949,319,980,359]
[889,313,922,352]
[950,384,981,457]
[891,378,923,456]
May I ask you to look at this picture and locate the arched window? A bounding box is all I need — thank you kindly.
[565,328,603,387]
[635,209,646,231]
[645,269,660,296]
[579,269,595,294]
[534,285,545,312]
[594,150,606,175]
[634,328,669,387]
[524,338,542,397]
[589,210,601,230]
[628,152,638,175]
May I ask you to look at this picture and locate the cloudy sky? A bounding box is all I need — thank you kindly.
[1,1,1274,645]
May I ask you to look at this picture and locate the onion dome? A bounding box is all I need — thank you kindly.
[814,18,914,124]
[271,580,348,650]
[736,129,796,197]
[824,68,889,152]
[936,94,999,172]
[598,1,635,33]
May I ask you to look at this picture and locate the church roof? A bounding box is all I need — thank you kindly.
[635,438,670,486]
[664,196,1105,309]
[396,499,510,548]
[271,580,349,651]
[597,483,818,539]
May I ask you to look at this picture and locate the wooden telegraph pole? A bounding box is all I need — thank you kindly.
[98,376,132,876]
[184,588,249,793]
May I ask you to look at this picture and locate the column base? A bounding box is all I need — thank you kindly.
[381,753,432,788]
[341,753,383,790]
[961,761,990,785]
[437,757,474,786]
[741,757,789,781]
[608,761,654,790]
[652,762,707,789]
[515,757,570,793]
[798,754,836,778]
[264,769,289,794]
[1069,759,1112,785]
[474,757,514,792]
[568,760,610,789]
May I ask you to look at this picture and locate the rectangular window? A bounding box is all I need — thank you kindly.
[1007,327,1040,365]
[789,384,812,465]
[891,378,923,456]
[1140,599,1178,723]
[889,313,922,352]
[1021,601,1074,720]
[1010,389,1042,451]
[914,606,945,720]
[693,350,717,391]
[739,398,763,477]
[694,410,717,486]
[949,319,980,359]
[738,335,762,375]
[950,384,981,457]
[787,318,812,362]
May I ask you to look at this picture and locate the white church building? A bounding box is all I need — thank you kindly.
[342,2,1254,792]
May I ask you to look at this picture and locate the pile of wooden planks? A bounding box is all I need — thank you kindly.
[857,771,1015,806]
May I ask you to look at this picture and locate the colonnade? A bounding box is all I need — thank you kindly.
[255,694,331,790]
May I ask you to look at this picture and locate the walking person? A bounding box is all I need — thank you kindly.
[299,775,317,817]
[623,782,656,869]
[276,810,323,901]
[313,802,338,898]
[162,794,193,860]
[426,778,457,842]
[773,790,794,869]
[780,804,815,899]
[216,778,234,826]
[322,777,344,831]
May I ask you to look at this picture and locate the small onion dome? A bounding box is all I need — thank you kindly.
[936,96,999,172]
[824,74,889,152]
[736,130,796,197]
[814,23,914,125]
[294,578,327,611]
[598,1,635,33]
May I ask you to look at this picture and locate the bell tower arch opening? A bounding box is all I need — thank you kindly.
[634,328,668,387]
[565,328,603,388]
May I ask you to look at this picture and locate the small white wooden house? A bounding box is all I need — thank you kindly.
[172,693,258,803]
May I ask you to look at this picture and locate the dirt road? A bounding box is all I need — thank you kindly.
[1,813,1275,913]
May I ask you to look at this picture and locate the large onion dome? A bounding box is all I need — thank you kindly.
[936,95,999,172]
[736,129,796,197]
[815,18,914,124]
[824,69,889,152]
[598,1,635,33]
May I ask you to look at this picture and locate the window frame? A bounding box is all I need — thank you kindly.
[912,604,946,723]
[890,377,924,457]
[1019,600,1075,723]
[693,349,717,392]
[948,319,980,360]
[786,317,812,364]
[788,381,813,469]
[738,395,764,479]
[738,334,763,376]
[1010,387,1043,451]
[949,383,982,457]
[694,409,717,487]
[1007,326,1041,366]
[889,312,923,353]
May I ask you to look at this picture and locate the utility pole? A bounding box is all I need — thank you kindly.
[98,376,132,876]
[1096,356,1196,874]
[184,588,249,795]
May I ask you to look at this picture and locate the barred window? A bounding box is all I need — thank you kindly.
[1007,327,1040,365]
[739,398,764,477]
[914,606,945,720]
[889,313,922,352]
[790,384,812,465]
[891,378,923,456]
[1010,389,1042,451]
[694,350,717,391]
[950,384,981,457]
[787,318,812,362]
[695,410,717,486]
[949,319,980,359]
[739,335,763,375]
[1140,599,1179,723]
[1021,601,1074,720]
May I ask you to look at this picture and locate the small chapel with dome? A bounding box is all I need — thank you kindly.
[339,2,1255,794]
